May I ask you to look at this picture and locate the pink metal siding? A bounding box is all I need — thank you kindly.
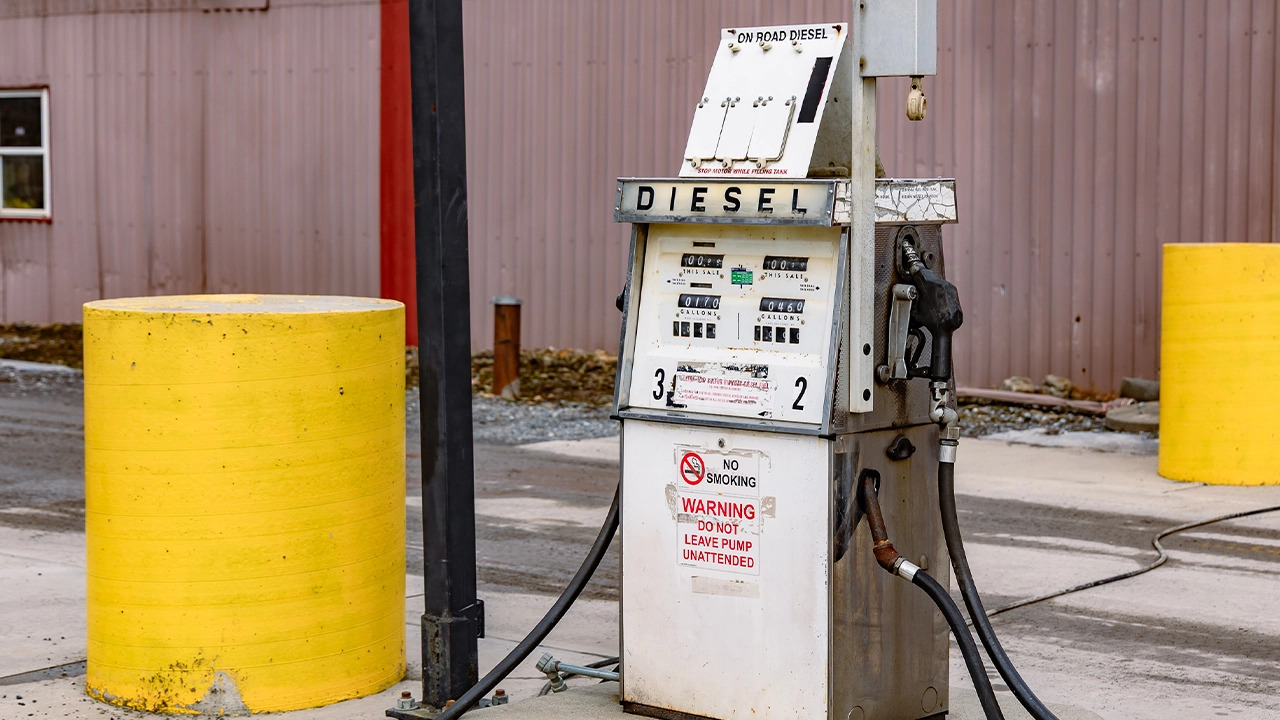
[2,1,1279,394]
[896,0,1280,391]
[460,0,1280,391]
[0,0,381,320]
[460,0,855,363]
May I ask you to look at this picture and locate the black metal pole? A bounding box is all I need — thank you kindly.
[408,0,483,709]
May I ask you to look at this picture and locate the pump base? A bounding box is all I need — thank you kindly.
[623,701,949,720]
[622,701,718,720]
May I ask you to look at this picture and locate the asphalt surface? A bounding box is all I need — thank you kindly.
[0,369,84,533]
[958,493,1280,701]
[3,368,1280,719]
[0,373,623,599]
[406,430,621,601]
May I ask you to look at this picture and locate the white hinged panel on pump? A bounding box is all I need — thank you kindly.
[620,421,832,720]
[684,99,728,164]
[715,98,756,165]
[683,23,848,177]
[746,94,796,167]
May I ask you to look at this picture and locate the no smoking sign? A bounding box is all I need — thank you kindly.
[679,452,705,485]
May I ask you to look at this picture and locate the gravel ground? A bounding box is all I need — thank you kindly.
[0,361,84,398]
[958,400,1113,438]
[6,366,1132,447]
[406,390,1137,446]
[407,388,619,445]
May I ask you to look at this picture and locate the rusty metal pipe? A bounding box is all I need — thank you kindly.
[491,297,522,399]
[857,470,905,575]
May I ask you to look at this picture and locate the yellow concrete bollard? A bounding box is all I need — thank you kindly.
[1160,244,1280,486]
[83,295,406,713]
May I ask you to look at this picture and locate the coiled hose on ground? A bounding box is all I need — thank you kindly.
[981,500,1280,619]
[939,457,1280,720]
[433,485,620,720]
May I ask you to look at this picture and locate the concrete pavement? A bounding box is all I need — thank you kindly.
[468,682,1103,720]
[949,440,1280,720]
[2,369,1279,719]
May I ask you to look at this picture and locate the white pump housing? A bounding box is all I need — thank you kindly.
[615,11,952,720]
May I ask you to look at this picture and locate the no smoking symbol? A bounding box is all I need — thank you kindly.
[679,452,705,485]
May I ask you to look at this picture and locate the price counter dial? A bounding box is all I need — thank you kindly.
[682,253,725,269]
[762,256,809,272]
[758,297,805,314]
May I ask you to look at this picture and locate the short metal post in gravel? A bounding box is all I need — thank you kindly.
[491,297,522,400]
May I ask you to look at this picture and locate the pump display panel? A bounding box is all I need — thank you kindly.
[622,223,843,427]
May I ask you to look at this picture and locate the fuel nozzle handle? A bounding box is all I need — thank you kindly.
[901,241,963,384]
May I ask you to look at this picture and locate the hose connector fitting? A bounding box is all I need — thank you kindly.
[940,438,958,464]
[929,380,958,428]
[872,538,902,572]
[892,557,921,581]
[536,653,570,693]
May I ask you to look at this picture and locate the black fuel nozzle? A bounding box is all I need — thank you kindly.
[901,241,963,384]
[901,239,963,432]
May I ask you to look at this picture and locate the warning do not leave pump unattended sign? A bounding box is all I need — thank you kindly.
[675,448,762,576]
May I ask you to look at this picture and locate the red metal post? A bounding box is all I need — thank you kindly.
[380,0,418,345]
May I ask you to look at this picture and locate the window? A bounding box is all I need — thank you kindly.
[0,89,50,219]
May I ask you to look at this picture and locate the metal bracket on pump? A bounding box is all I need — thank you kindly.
[879,283,917,382]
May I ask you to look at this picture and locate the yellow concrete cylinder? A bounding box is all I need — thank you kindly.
[1160,244,1280,486]
[83,295,406,713]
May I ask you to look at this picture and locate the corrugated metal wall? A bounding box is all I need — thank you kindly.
[0,0,381,323]
[461,0,855,360]
[3,1,1277,392]
[887,0,1280,391]
[461,0,1280,391]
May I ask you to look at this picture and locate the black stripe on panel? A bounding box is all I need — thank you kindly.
[796,56,834,123]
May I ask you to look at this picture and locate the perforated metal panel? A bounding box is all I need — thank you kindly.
[845,224,947,433]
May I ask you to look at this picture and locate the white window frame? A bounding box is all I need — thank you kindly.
[0,88,51,220]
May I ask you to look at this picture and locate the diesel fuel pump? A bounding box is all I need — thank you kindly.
[610,9,1055,720]
[605,10,993,719]
[418,5,1061,720]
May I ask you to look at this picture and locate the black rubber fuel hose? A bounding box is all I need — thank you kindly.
[911,569,1006,720]
[435,484,620,720]
[984,502,1280,618]
[857,471,1004,720]
[938,460,1058,720]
